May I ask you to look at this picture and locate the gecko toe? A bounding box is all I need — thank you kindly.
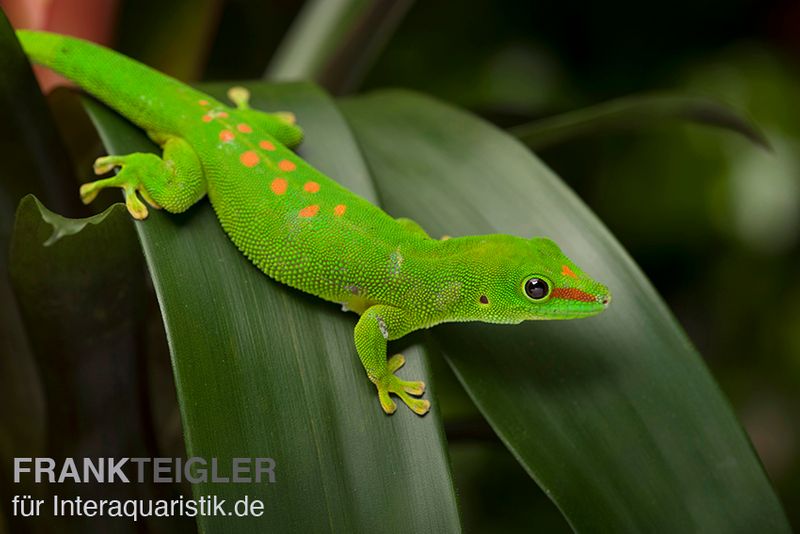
[227,86,250,109]
[387,353,406,373]
[401,380,425,396]
[398,393,430,416]
[378,389,397,415]
[79,183,100,204]
[374,372,430,416]
[123,185,149,220]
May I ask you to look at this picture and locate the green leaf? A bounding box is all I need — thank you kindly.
[8,196,192,532]
[81,82,460,533]
[0,9,76,519]
[0,10,80,211]
[509,92,770,150]
[266,0,414,94]
[340,90,790,532]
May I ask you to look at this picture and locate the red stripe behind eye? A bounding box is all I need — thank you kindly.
[551,287,596,302]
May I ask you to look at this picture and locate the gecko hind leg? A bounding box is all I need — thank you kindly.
[227,86,304,148]
[81,136,206,220]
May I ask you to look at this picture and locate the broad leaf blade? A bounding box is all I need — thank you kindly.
[8,196,191,533]
[341,90,789,532]
[509,93,770,150]
[266,0,414,94]
[0,11,78,526]
[82,82,460,533]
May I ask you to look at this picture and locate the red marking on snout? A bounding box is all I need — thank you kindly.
[551,287,596,302]
[562,265,578,279]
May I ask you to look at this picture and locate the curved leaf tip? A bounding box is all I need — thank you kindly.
[510,92,771,151]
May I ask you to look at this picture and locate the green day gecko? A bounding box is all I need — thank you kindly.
[17,30,611,416]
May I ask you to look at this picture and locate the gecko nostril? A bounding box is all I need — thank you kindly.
[601,296,610,306]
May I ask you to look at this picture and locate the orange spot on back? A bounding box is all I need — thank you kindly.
[198,99,209,106]
[270,178,287,195]
[299,205,320,218]
[562,265,578,279]
[202,114,213,122]
[304,181,320,193]
[217,111,229,118]
[278,160,296,172]
[333,204,347,217]
[237,123,252,133]
[240,151,259,167]
[219,130,235,142]
[259,140,276,151]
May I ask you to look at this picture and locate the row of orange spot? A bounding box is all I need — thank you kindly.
[200,99,345,219]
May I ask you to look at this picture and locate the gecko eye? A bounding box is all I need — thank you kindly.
[525,278,549,300]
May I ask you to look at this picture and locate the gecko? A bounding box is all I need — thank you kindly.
[17,30,611,416]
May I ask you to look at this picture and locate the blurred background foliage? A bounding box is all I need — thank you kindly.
[3,0,799,531]
[356,2,800,527]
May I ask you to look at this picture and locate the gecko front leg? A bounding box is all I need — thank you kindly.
[354,305,430,416]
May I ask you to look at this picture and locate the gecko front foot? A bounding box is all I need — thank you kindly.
[372,354,430,416]
[81,154,163,219]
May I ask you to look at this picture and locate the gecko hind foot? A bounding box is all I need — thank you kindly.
[374,354,429,416]
[227,86,251,109]
[81,154,163,219]
[226,85,303,147]
[227,85,296,124]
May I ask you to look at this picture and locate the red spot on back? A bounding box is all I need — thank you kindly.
[240,151,259,167]
[270,178,287,195]
[278,160,296,172]
[304,181,320,193]
[259,140,276,151]
[198,99,209,106]
[550,287,596,302]
[217,111,229,118]
[202,114,213,122]
[237,123,252,133]
[219,130,235,142]
[333,204,347,217]
[562,265,578,279]
[299,205,319,218]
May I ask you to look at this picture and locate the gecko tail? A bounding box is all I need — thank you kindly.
[15,30,201,133]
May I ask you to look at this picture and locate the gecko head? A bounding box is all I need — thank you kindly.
[475,236,611,323]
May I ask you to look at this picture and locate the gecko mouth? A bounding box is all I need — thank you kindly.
[550,306,605,319]
[549,290,610,318]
